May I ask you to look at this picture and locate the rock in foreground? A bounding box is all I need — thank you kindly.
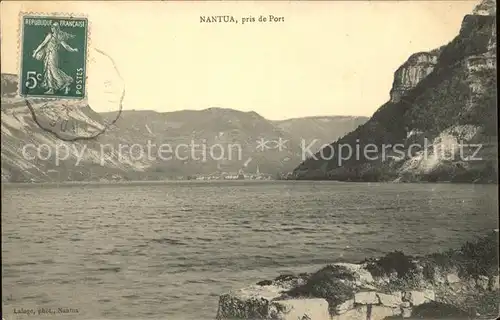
[216,232,499,319]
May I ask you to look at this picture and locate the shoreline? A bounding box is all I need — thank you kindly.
[216,232,499,320]
[2,179,497,185]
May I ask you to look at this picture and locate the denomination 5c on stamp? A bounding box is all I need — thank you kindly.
[19,15,88,99]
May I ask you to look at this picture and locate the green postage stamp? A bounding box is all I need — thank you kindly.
[19,14,88,99]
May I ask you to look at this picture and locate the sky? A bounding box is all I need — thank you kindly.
[1,1,477,120]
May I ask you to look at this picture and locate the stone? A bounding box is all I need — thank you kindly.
[476,275,489,290]
[257,280,273,286]
[216,284,289,319]
[489,275,499,291]
[435,272,446,284]
[331,306,368,320]
[216,294,271,319]
[446,273,460,284]
[403,291,426,306]
[354,291,379,305]
[232,284,285,300]
[389,51,440,103]
[370,305,402,320]
[377,292,403,307]
[361,284,378,291]
[271,299,330,320]
[450,282,464,293]
[403,290,434,305]
[402,307,412,318]
[401,301,411,308]
[334,263,374,284]
[423,289,435,302]
[335,299,354,315]
[468,278,477,288]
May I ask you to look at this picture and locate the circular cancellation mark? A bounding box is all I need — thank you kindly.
[23,48,125,142]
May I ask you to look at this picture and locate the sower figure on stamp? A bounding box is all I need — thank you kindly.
[32,22,78,95]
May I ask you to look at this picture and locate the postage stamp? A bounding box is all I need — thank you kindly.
[19,14,88,99]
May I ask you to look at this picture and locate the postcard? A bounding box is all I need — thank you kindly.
[1,1,498,320]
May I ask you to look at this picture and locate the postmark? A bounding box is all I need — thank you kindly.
[17,13,124,142]
[20,15,88,99]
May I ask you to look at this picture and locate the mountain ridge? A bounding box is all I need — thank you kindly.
[1,75,367,182]
[101,108,368,123]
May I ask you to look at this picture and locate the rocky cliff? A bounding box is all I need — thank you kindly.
[1,94,149,183]
[389,49,442,103]
[472,0,496,15]
[216,232,499,320]
[292,0,497,183]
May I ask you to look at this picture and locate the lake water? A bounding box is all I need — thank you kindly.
[2,181,498,320]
